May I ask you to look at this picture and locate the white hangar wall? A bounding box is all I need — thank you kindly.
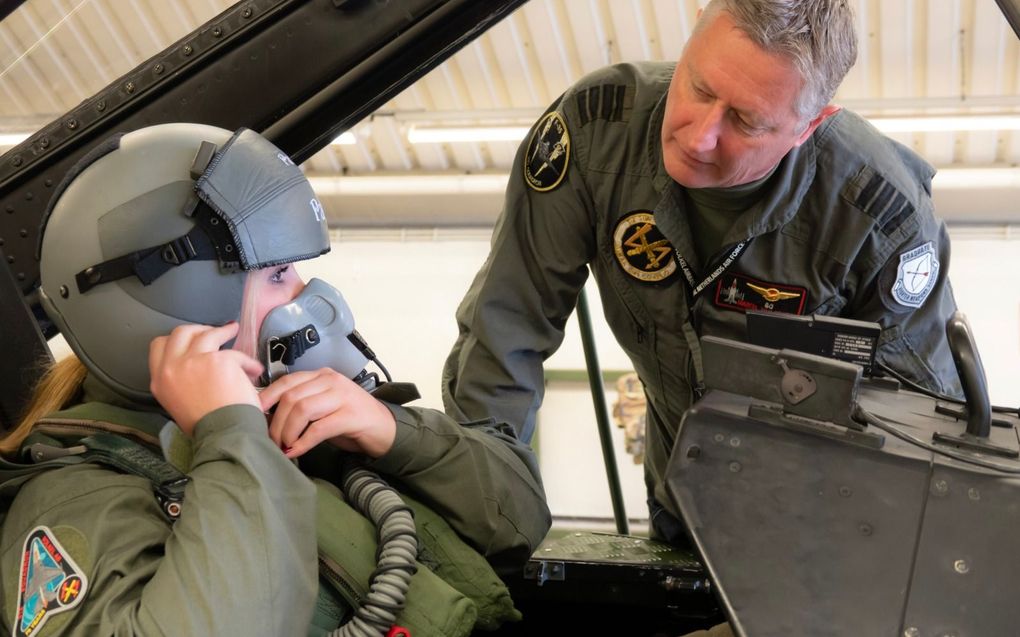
[298,226,1020,527]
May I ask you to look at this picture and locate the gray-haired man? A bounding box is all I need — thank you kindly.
[444,0,960,622]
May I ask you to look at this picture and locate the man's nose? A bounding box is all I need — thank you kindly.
[687,103,724,154]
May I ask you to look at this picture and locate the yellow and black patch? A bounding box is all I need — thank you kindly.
[524,112,570,192]
[613,212,677,283]
[714,273,807,315]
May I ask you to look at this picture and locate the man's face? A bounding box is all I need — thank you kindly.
[661,12,827,188]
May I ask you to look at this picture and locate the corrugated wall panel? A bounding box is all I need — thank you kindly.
[924,1,962,165]
[2,0,1020,224]
[564,1,610,75]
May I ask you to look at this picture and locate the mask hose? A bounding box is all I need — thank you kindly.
[331,459,418,637]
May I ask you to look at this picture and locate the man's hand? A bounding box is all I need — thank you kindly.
[149,322,264,436]
[259,368,397,459]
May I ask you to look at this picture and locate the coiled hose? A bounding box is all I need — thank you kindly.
[331,462,418,637]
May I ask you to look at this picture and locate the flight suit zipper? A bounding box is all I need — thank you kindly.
[318,552,366,607]
[34,419,161,447]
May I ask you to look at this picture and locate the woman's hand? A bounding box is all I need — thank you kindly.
[259,368,397,459]
[149,322,264,436]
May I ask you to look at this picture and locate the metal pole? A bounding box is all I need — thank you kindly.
[577,287,629,535]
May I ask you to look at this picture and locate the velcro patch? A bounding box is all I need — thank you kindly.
[845,166,915,236]
[714,273,807,315]
[15,526,88,637]
[576,84,630,126]
[523,111,570,192]
[891,241,939,308]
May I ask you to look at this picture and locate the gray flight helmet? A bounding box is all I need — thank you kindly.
[39,123,330,402]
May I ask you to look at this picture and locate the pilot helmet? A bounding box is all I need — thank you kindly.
[39,123,330,402]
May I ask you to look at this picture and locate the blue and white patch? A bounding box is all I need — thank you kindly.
[15,526,88,637]
[891,241,939,308]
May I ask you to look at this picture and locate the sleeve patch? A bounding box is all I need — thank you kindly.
[575,84,631,126]
[523,111,570,192]
[890,241,940,308]
[845,167,916,236]
[14,526,89,637]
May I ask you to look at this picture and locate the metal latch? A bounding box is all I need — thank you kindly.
[778,358,817,405]
[523,560,565,586]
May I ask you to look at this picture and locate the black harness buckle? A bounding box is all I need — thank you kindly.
[268,324,320,366]
[160,235,198,266]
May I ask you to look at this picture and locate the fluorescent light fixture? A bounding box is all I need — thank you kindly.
[407,124,530,144]
[331,131,357,145]
[309,173,509,196]
[0,133,29,146]
[932,167,1020,190]
[403,115,1020,142]
[307,167,1020,197]
[869,115,1020,133]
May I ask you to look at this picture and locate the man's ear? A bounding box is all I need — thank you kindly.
[794,104,841,146]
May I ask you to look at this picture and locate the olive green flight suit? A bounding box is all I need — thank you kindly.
[1,376,550,635]
[442,62,962,541]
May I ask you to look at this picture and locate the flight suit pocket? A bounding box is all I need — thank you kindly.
[812,293,848,316]
[597,272,660,385]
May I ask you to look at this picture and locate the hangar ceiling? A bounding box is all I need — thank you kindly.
[2,0,1020,227]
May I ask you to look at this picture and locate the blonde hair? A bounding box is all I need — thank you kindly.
[0,355,88,457]
[234,271,261,360]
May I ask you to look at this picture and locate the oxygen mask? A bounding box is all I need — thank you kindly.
[256,278,386,390]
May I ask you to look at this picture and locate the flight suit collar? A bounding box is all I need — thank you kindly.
[648,88,672,195]
[646,90,704,271]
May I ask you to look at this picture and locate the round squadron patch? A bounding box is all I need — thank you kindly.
[891,241,939,308]
[523,112,570,192]
[613,212,677,282]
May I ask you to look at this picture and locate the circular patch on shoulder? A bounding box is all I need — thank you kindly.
[523,112,570,192]
[613,212,677,282]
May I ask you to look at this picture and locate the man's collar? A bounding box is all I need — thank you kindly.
[650,117,823,243]
[649,86,673,195]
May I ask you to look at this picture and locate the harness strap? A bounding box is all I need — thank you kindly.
[79,433,189,521]
[74,200,239,294]
[0,432,188,522]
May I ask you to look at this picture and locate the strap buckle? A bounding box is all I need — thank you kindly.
[154,476,190,521]
[26,443,87,463]
[160,235,198,266]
